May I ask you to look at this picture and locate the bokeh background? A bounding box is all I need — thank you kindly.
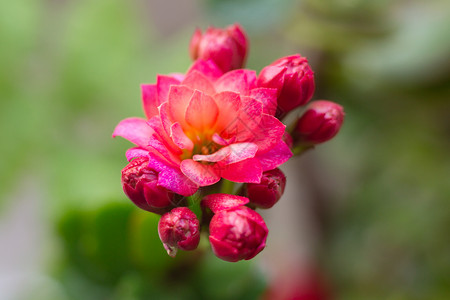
[1,0,449,299]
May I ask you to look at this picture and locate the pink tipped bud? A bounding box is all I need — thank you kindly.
[295,100,344,145]
[189,23,248,73]
[209,206,268,262]
[245,168,286,209]
[257,54,315,118]
[121,157,174,214]
[158,207,200,257]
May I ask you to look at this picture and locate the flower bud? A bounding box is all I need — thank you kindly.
[158,207,200,257]
[121,157,174,214]
[295,100,344,145]
[209,206,268,262]
[189,24,248,73]
[245,168,286,209]
[257,54,315,118]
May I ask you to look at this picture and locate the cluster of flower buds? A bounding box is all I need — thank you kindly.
[114,23,344,262]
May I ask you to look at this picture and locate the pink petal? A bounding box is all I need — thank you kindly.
[170,122,194,150]
[157,75,181,105]
[245,114,286,153]
[125,147,149,161]
[180,159,221,186]
[213,91,241,136]
[215,69,257,95]
[256,140,292,171]
[249,87,278,115]
[212,133,234,146]
[167,85,195,129]
[181,70,216,96]
[218,158,262,183]
[147,137,180,166]
[148,153,198,196]
[202,194,249,213]
[141,84,158,119]
[185,90,219,131]
[158,102,173,137]
[193,147,231,163]
[147,116,181,155]
[112,117,154,148]
[186,59,223,81]
[209,236,240,262]
[236,96,263,136]
[222,142,258,164]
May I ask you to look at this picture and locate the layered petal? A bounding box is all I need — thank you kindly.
[113,117,154,148]
[215,69,257,94]
[180,159,221,186]
[185,90,219,131]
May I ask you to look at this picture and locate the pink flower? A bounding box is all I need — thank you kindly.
[295,100,344,145]
[189,24,248,73]
[121,157,175,214]
[257,54,315,118]
[113,59,292,195]
[158,207,200,257]
[245,168,286,209]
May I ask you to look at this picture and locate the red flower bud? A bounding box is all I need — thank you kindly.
[121,157,174,214]
[245,168,286,209]
[189,24,248,73]
[209,205,268,262]
[257,54,315,118]
[158,207,200,257]
[295,100,344,145]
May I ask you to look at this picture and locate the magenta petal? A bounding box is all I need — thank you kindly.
[170,122,194,150]
[186,59,223,81]
[213,91,241,135]
[180,159,221,186]
[209,236,240,262]
[113,117,154,148]
[248,114,286,153]
[249,88,278,116]
[148,153,198,196]
[193,146,231,162]
[222,142,258,164]
[157,75,181,105]
[201,193,249,213]
[167,85,195,129]
[215,69,257,95]
[256,140,292,171]
[219,158,262,183]
[141,84,158,119]
[182,70,216,96]
[125,147,149,161]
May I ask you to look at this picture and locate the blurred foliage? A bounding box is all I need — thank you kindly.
[1,0,449,299]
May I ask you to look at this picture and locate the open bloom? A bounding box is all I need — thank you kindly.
[158,207,200,257]
[113,59,292,195]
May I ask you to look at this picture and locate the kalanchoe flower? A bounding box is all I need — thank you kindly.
[158,207,200,257]
[209,203,268,262]
[121,157,175,214]
[113,59,292,195]
[245,168,286,209]
[257,54,315,118]
[189,24,248,73]
[295,100,344,145]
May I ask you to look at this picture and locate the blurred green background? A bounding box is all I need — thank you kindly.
[1,0,449,299]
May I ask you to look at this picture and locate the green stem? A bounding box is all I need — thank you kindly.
[221,179,235,194]
[187,193,202,220]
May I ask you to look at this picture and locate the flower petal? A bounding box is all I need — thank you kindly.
[245,114,286,153]
[222,142,258,164]
[249,87,278,116]
[141,84,158,119]
[213,91,241,136]
[185,90,219,131]
[125,147,149,161]
[218,158,262,183]
[157,75,181,104]
[215,69,257,95]
[113,117,154,148]
[170,122,194,150]
[202,194,249,213]
[255,140,292,171]
[167,85,195,130]
[182,70,216,96]
[180,159,221,186]
[186,59,223,81]
[193,146,231,162]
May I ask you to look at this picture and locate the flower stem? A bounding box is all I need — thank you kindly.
[221,179,235,194]
[187,193,202,220]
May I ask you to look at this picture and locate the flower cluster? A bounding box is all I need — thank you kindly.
[113,23,344,262]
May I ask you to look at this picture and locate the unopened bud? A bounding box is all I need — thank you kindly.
[257,54,315,118]
[158,207,200,257]
[295,100,344,145]
[245,168,286,209]
[209,205,268,262]
[189,24,248,73]
[121,157,174,214]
